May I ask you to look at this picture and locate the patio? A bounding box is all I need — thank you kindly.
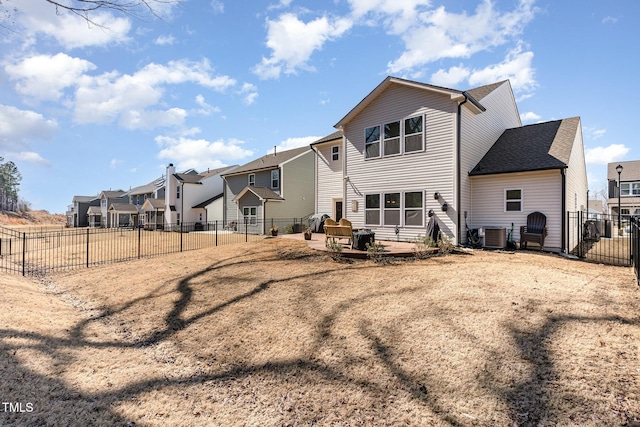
[279,231,435,258]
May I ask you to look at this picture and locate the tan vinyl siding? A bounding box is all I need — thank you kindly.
[343,84,457,242]
[264,150,315,220]
[460,82,521,232]
[315,142,343,215]
[564,121,588,251]
[470,170,562,250]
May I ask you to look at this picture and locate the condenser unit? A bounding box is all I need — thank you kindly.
[483,227,506,249]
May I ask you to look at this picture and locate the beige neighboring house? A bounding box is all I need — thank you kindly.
[315,76,588,252]
[222,146,315,234]
[607,161,640,219]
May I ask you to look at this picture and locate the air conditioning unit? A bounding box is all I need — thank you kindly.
[484,227,506,249]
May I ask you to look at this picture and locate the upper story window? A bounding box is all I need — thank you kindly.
[365,125,381,159]
[331,145,340,162]
[176,185,180,199]
[620,182,640,196]
[383,121,400,156]
[365,115,424,159]
[248,174,255,186]
[271,169,280,189]
[404,116,424,153]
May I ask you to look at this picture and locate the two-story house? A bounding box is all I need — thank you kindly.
[316,76,587,252]
[97,190,127,228]
[66,195,100,227]
[164,164,238,229]
[607,160,640,221]
[222,146,315,234]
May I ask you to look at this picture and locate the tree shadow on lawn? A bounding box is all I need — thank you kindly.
[2,245,639,426]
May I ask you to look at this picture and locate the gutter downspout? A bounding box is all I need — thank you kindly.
[456,94,468,246]
[561,168,566,253]
[310,144,318,214]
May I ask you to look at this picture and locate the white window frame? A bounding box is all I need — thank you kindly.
[248,174,255,186]
[364,125,381,159]
[331,145,340,162]
[505,188,522,212]
[243,206,257,225]
[365,114,425,159]
[403,191,424,227]
[271,169,280,189]
[404,115,424,154]
[383,121,401,157]
[365,191,424,227]
[364,194,381,226]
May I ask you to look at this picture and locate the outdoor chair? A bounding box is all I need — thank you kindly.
[520,211,548,250]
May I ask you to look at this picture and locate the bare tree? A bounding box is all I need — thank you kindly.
[1,0,180,29]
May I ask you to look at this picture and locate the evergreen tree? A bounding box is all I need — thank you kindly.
[0,156,22,211]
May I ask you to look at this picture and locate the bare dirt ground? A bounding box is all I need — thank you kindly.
[0,210,66,228]
[1,239,639,426]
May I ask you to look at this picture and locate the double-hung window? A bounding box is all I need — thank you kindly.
[365,194,380,225]
[248,174,255,186]
[633,183,640,195]
[331,146,340,161]
[505,189,522,212]
[271,170,280,189]
[383,193,401,226]
[383,121,400,156]
[243,207,257,225]
[404,191,423,226]
[404,115,423,153]
[365,126,381,159]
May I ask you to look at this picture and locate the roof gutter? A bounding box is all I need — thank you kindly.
[456,93,468,245]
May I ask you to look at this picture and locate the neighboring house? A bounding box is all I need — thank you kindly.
[66,195,100,227]
[125,176,166,228]
[164,164,238,228]
[87,206,102,227]
[108,203,140,227]
[98,190,127,228]
[587,199,606,219]
[222,146,315,234]
[607,161,640,221]
[317,76,587,252]
[141,198,166,230]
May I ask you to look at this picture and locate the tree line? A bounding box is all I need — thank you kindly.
[0,157,26,212]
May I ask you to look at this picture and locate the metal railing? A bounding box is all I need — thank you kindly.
[567,211,632,267]
[0,217,310,276]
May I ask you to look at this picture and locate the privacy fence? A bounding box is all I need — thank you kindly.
[567,211,640,285]
[0,217,309,276]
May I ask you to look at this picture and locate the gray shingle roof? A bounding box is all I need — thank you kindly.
[108,203,141,213]
[469,117,581,176]
[607,161,640,181]
[233,186,284,202]
[100,190,126,199]
[193,193,223,209]
[223,146,310,176]
[87,206,102,215]
[141,198,165,210]
[310,131,343,146]
[465,80,508,101]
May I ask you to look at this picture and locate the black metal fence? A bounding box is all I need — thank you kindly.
[631,217,640,285]
[0,217,310,276]
[567,211,632,267]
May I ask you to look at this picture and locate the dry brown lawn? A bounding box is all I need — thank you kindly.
[0,239,638,426]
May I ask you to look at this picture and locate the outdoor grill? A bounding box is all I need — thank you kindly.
[352,229,375,251]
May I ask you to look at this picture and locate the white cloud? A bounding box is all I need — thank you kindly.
[211,0,225,14]
[348,0,431,33]
[12,151,51,167]
[194,95,221,116]
[430,65,470,87]
[268,136,321,154]
[253,13,352,79]
[14,0,131,49]
[602,16,617,24]
[73,59,236,128]
[585,144,630,165]
[238,83,259,105]
[5,53,96,103]
[0,104,58,153]
[467,46,536,93]
[520,111,541,123]
[156,134,254,171]
[155,35,176,45]
[110,159,123,168]
[583,126,607,140]
[385,0,537,74]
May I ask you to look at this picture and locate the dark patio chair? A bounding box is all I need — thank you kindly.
[520,211,548,250]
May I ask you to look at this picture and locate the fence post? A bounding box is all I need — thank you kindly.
[180,222,183,252]
[138,224,141,259]
[86,228,90,268]
[245,218,248,242]
[215,220,218,246]
[22,233,26,276]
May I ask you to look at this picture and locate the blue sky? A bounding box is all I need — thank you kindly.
[0,0,637,214]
